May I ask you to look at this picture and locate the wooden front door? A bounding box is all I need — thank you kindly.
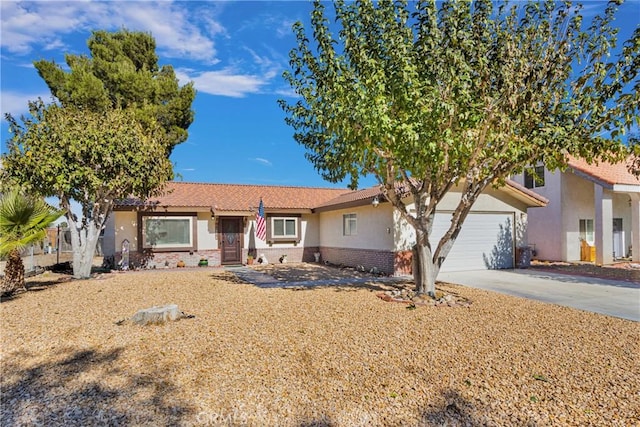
[220,217,242,264]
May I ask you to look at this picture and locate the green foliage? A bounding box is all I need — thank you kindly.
[282,0,637,190]
[1,29,194,278]
[2,100,173,222]
[34,29,195,151]
[280,0,639,293]
[0,189,63,256]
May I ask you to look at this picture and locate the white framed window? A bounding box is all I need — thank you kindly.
[271,217,298,239]
[524,165,545,189]
[343,213,357,236]
[142,216,193,249]
[579,219,594,245]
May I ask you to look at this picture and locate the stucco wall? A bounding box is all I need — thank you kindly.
[197,212,217,250]
[318,204,394,250]
[512,169,564,261]
[243,213,318,251]
[114,211,138,253]
[562,172,595,261]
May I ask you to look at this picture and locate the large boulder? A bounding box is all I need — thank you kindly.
[131,304,183,325]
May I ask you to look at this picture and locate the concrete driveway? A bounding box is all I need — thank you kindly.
[438,269,640,321]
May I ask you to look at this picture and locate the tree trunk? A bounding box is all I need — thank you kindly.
[68,218,102,279]
[1,249,25,295]
[413,243,438,297]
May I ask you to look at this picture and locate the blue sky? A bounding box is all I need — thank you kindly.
[1,0,639,191]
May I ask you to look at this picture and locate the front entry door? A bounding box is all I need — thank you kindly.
[613,218,625,259]
[220,217,243,264]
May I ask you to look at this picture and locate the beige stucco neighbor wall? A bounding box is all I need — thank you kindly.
[562,172,595,261]
[513,168,636,262]
[512,169,563,261]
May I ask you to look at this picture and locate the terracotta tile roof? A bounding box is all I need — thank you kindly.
[567,156,640,187]
[316,179,548,209]
[314,186,381,210]
[117,178,548,212]
[116,182,350,212]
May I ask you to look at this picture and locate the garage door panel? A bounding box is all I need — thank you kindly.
[432,213,514,272]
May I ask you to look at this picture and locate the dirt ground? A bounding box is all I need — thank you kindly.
[530,260,640,284]
[1,265,638,426]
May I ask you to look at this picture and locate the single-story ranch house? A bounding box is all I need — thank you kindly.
[103,180,547,275]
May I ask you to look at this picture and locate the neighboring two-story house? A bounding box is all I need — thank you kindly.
[511,157,640,265]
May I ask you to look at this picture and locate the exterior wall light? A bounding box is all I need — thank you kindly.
[372,196,380,208]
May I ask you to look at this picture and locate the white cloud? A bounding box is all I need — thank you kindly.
[276,19,296,38]
[0,1,223,63]
[185,69,267,97]
[0,91,53,118]
[252,158,273,166]
[274,87,299,99]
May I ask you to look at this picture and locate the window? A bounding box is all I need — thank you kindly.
[524,165,545,189]
[271,217,298,239]
[579,219,594,245]
[343,213,357,236]
[142,216,193,249]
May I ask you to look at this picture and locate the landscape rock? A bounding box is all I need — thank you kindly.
[131,304,183,325]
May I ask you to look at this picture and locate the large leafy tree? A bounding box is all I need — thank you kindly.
[2,102,174,278]
[2,30,195,279]
[0,189,63,295]
[33,29,195,152]
[281,0,639,295]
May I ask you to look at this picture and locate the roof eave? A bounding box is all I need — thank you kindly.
[503,180,549,207]
[313,196,383,213]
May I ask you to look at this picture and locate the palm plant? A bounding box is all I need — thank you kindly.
[0,189,63,295]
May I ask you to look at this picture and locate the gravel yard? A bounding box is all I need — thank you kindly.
[1,266,638,426]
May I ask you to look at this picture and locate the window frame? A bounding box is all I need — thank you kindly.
[579,219,595,245]
[524,165,545,189]
[343,213,357,236]
[267,215,301,243]
[138,212,197,252]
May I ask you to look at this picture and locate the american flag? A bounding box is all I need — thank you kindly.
[256,198,266,241]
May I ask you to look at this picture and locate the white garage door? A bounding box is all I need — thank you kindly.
[431,212,515,272]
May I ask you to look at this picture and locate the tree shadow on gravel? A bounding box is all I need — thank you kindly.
[420,389,482,426]
[284,281,402,293]
[253,263,387,283]
[1,277,72,303]
[298,418,334,427]
[1,347,194,426]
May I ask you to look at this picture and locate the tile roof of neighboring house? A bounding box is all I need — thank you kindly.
[116,182,350,212]
[568,156,640,187]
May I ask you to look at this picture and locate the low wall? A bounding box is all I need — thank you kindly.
[319,246,395,275]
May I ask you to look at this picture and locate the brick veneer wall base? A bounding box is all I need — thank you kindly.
[394,250,413,276]
[320,247,395,275]
[249,247,316,264]
[115,250,221,269]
